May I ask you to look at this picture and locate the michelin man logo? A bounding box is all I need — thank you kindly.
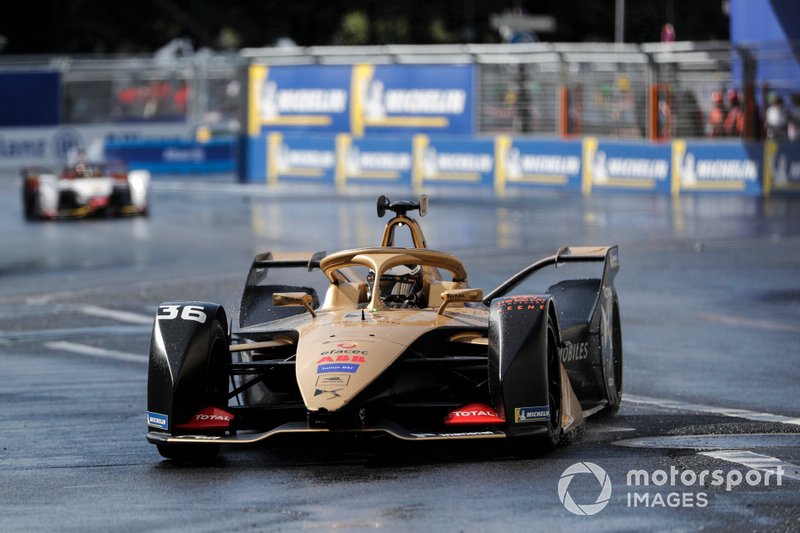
[558,462,613,516]
[364,80,386,121]
[772,153,789,187]
[592,150,608,183]
[680,152,697,186]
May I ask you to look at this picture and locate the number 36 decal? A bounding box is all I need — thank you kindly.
[157,305,207,324]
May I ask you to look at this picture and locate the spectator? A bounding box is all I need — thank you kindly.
[706,90,725,137]
[765,92,788,141]
[724,89,744,137]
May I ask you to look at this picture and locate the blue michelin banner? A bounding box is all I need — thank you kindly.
[335,135,413,189]
[672,141,762,195]
[247,64,475,138]
[765,141,800,195]
[496,137,583,193]
[265,132,336,186]
[583,139,671,194]
[248,65,351,136]
[412,135,494,189]
[105,139,236,173]
[351,64,474,137]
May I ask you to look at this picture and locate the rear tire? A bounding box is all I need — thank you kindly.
[599,299,623,416]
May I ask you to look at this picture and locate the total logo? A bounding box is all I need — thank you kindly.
[558,462,613,516]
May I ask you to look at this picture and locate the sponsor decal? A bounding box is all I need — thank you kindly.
[147,411,169,430]
[316,354,366,364]
[173,435,223,441]
[315,374,351,387]
[515,405,550,423]
[559,342,589,362]
[314,388,342,399]
[175,406,234,430]
[410,430,503,438]
[317,363,360,374]
[444,403,505,426]
[336,342,358,349]
[497,295,547,312]
[507,149,580,181]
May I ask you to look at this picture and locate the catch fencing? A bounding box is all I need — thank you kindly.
[0,40,795,141]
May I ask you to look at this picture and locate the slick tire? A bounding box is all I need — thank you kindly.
[598,299,623,416]
[510,318,563,456]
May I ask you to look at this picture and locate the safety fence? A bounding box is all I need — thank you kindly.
[1,41,797,141]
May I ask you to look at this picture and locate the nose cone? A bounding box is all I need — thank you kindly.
[296,335,406,412]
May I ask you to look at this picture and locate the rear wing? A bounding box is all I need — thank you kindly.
[483,246,619,305]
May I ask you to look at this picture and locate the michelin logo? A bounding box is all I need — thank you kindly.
[346,146,411,174]
[593,150,668,183]
[260,80,347,119]
[364,80,466,119]
[147,411,169,430]
[681,152,757,185]
[515,406,550,423]
[278,144,335,170]
[423,147,492,176]
[506,148,580,179]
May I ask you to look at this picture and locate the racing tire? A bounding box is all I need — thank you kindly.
[598,299,623,416]
[23,187,39,220]
[511,317,563,455]
[157,314,229,463]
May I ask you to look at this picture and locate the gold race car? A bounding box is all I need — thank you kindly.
[146,196,622,461]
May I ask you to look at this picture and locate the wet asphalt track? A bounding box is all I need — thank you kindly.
[0,173,799,531]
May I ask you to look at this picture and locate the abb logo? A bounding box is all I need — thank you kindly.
[317,355,366,364]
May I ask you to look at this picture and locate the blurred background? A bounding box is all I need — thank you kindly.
[0,0,797,186]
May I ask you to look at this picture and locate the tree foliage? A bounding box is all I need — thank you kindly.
[0,0,729,55]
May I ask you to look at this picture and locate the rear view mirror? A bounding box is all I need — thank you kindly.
[437,288,484,315]
[273,292,317,318]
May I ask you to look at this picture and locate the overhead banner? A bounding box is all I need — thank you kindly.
[351,64,474,137]
[583,138,671,194]
[672,141,762,196]
[248,64,351,136]
[247,64,474,138]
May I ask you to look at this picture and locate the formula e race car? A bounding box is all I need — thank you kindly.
[146,195,622,461]
[22,161,150,220]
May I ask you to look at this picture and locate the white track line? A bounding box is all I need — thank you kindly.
[77,305,153,325]
[700,450,800,481]
[624,394,800,426]
[44,341,146,364]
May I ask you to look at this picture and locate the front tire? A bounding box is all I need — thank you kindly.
[511,317,563,455]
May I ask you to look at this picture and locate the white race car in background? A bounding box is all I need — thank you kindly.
[22,161,150,220]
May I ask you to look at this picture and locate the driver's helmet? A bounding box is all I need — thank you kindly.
[367,264,424,307]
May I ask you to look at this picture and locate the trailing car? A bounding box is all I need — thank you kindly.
[22,160,149,220]
[146,195,622,461]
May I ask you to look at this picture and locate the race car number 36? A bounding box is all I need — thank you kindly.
[157,305,207,323]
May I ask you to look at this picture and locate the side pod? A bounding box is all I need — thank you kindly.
[488,295,558,437]
[147,302,229,433]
